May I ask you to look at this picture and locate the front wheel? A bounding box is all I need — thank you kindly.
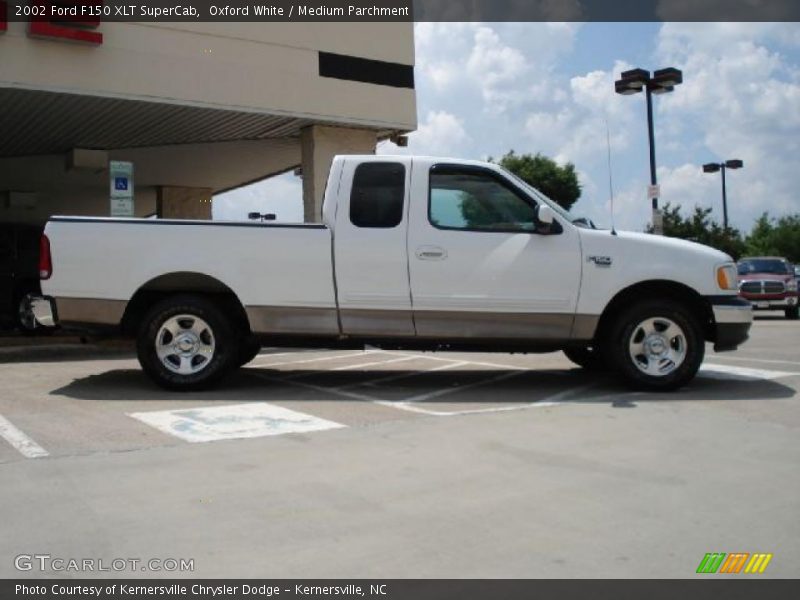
[608,300,704,391]
[137,295,238,391]
[785,306,799,320]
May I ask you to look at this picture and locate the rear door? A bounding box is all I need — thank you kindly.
[333,157,415,336]
[407,159,582,340]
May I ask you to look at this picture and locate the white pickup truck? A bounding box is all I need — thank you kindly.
[27,155,752,391]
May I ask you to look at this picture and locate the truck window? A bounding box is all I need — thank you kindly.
[349,163,406,228]
[429,166,537,232]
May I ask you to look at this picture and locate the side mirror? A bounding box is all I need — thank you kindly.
[536,204,554,233]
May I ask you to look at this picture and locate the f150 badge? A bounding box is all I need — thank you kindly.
[587,255,613,267]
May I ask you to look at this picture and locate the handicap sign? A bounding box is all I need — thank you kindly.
[109,161,134,217]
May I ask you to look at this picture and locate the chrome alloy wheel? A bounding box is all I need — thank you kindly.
[155,314,216,375]
[627,316,687,377]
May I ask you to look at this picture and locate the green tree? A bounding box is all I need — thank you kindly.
[744,213,800,262]
[493,150,581,211]
[650,203,746,259]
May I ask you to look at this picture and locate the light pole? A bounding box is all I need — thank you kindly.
[614,67,683,235]
[702,160,743,230]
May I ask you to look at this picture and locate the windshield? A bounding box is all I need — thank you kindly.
[737,259,791,275]
[500,168,595,229]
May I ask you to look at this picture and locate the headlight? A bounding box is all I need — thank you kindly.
[788,279,798,292]
[716,264,738,291]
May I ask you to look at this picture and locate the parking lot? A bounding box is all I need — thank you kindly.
[1,315,798,578]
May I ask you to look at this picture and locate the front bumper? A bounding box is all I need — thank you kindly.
[21,294,58,328]
[709,296,752,352]
[740,295,797,309]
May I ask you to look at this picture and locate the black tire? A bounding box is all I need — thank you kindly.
[608,300,704,391]
[137,295,239,391]
[237,335,262,367]
[563,346,608,371]
[785,307,799,320]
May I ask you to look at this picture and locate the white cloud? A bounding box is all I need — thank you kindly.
[653,23,800,229]
[382,110,471,158]
[466,26,529,111]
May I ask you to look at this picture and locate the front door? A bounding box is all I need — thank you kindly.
[407,161,582,340]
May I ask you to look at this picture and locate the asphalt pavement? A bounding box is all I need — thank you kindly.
[0,314,798,578]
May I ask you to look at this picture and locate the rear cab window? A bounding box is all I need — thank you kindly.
[349,163,406,229]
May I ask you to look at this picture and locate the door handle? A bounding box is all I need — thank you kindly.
[416,246,447,260]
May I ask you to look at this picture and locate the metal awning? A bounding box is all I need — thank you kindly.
[0,87,333,157]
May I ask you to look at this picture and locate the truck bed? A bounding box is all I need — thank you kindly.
[44,217,337,329]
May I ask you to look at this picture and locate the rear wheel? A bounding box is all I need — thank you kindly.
[608,300,704,391]
[137,295,238,391]
[786,306,799,320]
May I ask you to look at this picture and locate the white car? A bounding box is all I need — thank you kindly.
[27,155,752,391]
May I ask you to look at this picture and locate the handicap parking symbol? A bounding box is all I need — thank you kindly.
[114,177,129,191]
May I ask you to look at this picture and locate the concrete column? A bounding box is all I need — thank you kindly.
[301,125,376,222]
[157,186,213,219]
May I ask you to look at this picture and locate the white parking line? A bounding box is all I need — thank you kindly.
[709,355,800,367]
[402,369,526,403]
[332,356,419,371]
[272,355,419,382]
[0,414,49,459]
[356,360,469,388]
[250,350,381,369]
[700,363,795,381]
[376,383,598,417]
[395,351,531,372]
[249,371,381,403]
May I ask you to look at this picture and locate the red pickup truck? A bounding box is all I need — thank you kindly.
[737,257,799,319]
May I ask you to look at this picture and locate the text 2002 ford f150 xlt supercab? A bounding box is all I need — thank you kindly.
[27,155,752,391]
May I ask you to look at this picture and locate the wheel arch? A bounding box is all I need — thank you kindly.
[594,279,714,343]
[121,272,250,336]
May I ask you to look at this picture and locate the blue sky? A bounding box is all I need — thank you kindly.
[215,22,800,233]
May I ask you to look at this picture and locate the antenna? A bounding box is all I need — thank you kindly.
[604,115,618,236]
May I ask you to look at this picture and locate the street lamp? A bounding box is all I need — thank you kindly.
[614,67,683,235]
[702,159,743,230]
[248,212,276,222]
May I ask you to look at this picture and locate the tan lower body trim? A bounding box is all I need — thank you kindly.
[246,306,600,341]
[339,308,415,336]
[414,310,575,340]
[53,299,599,342]
[246,306,339,335]
[571,314,600,341]
[55,297,126,326]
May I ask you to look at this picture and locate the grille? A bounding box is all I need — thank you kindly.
[740,281,762,294]
[764,281,786,294]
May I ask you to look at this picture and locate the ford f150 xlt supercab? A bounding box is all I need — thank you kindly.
[26,155,752,391]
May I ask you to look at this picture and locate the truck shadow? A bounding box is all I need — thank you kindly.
[49,366,797,406]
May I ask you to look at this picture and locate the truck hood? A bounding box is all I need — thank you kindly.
[587,229,732,263]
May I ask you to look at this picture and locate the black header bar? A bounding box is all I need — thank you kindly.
[4,579,800,600]
[3,0,800,22]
